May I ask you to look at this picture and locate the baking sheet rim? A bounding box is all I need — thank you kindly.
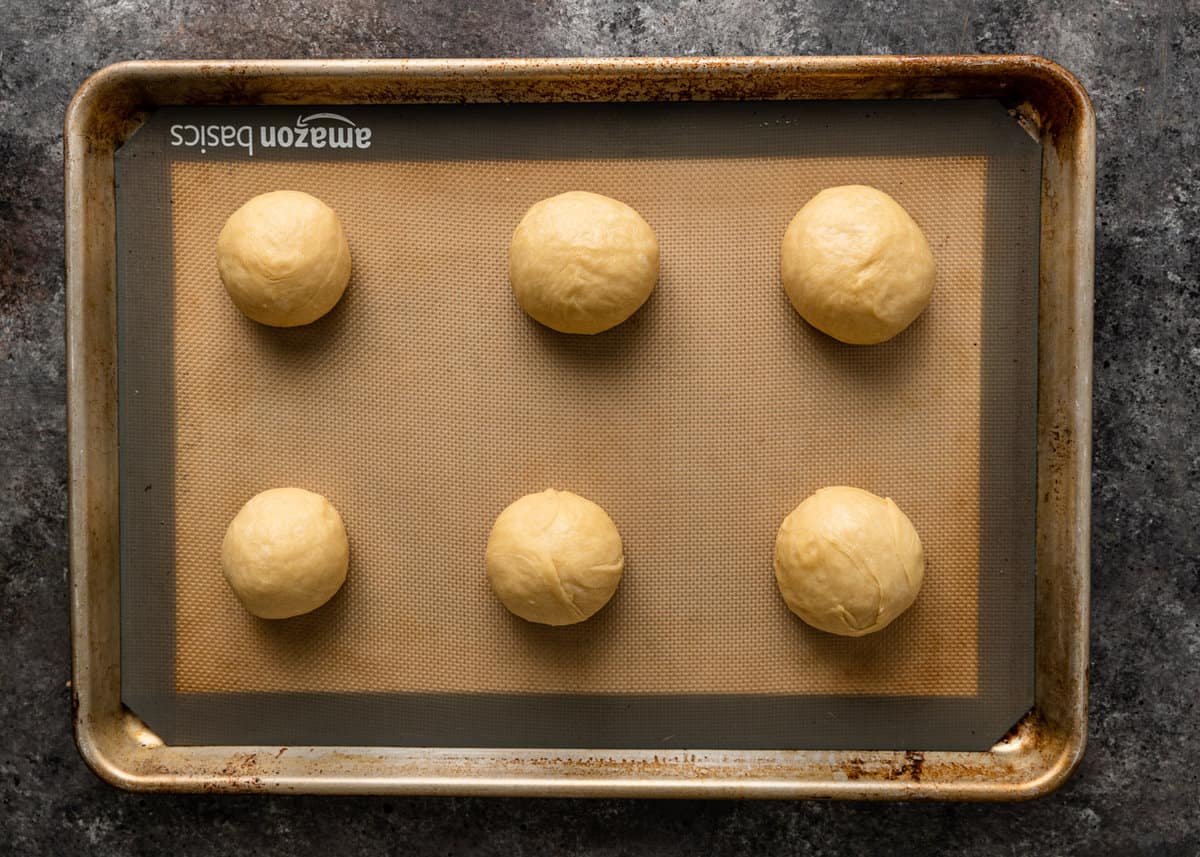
[66,55,1093,799]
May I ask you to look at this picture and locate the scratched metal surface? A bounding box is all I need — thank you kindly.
[67,55,1090,800]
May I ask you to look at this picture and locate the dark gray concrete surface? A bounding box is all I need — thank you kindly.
[2,1,1197,853]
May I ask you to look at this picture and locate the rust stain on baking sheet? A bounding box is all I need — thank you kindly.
[837,751,925,782]
[894,751,925,781]
[209,752,266,792]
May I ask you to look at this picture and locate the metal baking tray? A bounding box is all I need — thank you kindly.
[66,56,1093,798]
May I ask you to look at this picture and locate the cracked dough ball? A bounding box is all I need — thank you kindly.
[217,190,351,327]
[221,487,349,619]
[780,185,935,345]
[508,191,659,334]
[773,486,924,637]
[486,489,625,625]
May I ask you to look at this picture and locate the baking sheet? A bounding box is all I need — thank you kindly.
[117,100,1039,748]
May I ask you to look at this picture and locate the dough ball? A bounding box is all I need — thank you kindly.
[217,190,351,327]
[508,191,659,334]
[486,489,625,625]
[221,487,349,619]
[780,185,936,345]
[773,486,924,636]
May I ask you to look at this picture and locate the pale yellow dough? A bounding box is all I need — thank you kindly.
[485,489,625,625]
[508,191,659,334]
[221,487,349,619]
[217,190,351,327]
[773,486,924,636]
[780,185,936,345]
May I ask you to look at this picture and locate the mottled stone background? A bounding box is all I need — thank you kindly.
[2,1,1197,854]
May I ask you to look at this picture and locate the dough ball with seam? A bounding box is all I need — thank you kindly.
[217,190,351,327]
[773,486,924,636]
[486,489,625,626]
[780,185,935,345]
[508,191,659,334]
[221,487,349,619]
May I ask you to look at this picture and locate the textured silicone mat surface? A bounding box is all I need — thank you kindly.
[117,100,1040,747]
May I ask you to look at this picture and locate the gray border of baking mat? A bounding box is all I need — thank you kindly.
[117,100,1037,750]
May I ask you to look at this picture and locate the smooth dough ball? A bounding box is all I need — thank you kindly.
[780,185,936,345]
[508,191,659,334]
[486,489,625,625]
[773,486,924,636]
[217,190,351,327]
[221,487,349,619]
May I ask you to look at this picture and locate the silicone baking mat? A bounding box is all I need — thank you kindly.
[116,100,1039,748]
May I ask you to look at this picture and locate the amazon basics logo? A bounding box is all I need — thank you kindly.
[168,112,372,157]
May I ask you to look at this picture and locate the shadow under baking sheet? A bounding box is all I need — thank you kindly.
[116,99,1039,749]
